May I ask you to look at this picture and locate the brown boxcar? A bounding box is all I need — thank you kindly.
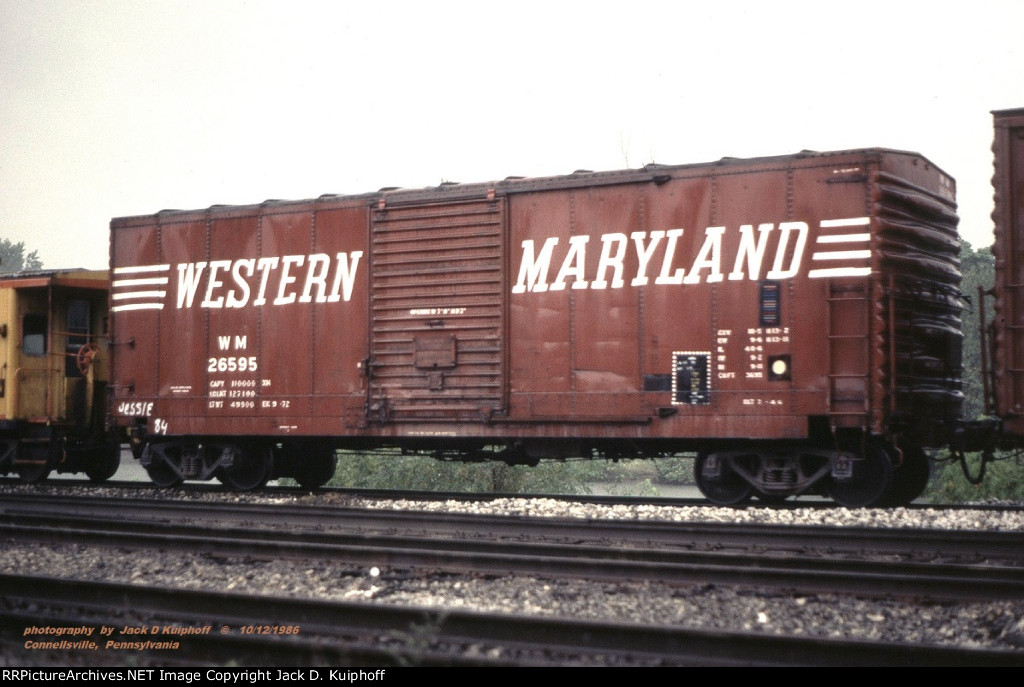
[0,269,118,482]
[109,148,965,505]
[990,109,1024,440]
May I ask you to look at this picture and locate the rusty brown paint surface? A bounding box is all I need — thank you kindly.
[109,149,962,448]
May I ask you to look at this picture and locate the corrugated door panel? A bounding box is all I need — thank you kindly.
[368,197,505,421]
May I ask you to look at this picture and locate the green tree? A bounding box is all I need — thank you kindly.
[928,454,1024,503]
[327,450,614,494]
[0,239,42,273]
[924,240,1024,503]
[959,240,994,420]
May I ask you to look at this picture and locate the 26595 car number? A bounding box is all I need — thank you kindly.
[208,356,258,373]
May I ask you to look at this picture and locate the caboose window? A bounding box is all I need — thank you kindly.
[68,299,89,336]
[66,300,91,377]
[22,313,47,357]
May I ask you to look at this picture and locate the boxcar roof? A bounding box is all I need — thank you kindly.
[111,147,947,225]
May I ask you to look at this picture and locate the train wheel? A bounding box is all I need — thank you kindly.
[218,445,273,491]
[295,448,337,490]
[829,437,893,508]
[146,463,183,488]
[0,440,13,476]
[878,445,930,507]
[15,443,51,483]
[85,442,121,483]
[143,443,184,488]
[695,452,753,505]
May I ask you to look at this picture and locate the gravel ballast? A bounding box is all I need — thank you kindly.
[3,487,1024,660]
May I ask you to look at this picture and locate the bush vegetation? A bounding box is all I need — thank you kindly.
[926,453,1024,503]
[325,450,696,496]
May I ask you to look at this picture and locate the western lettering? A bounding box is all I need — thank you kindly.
[167,252,362,309]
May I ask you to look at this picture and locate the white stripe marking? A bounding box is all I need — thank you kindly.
[111,303,165,312]
[816,233,870,244]
[113,264,170,274]
[820,217,869,228]
[808,267,872,278]
[812,250,872,261]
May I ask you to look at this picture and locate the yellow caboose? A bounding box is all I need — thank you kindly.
[0,269,118,482]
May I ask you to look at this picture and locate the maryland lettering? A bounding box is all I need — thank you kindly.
[511,218,871,294]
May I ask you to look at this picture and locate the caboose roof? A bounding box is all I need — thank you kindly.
[0,268,108,290]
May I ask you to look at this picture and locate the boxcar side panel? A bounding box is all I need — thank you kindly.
[790,160,876,433]
[110,147,964,456]
[505,155,885,441]
[109,221,163,409]
[311,205,370,430]
[155,214,211,431]
[204,213,262,424]
[566,186,644,418]
[507,189,575,420]
[111,200,371,439]
[256,210,318,425]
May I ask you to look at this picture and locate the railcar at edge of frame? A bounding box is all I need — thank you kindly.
[0,269,119,482]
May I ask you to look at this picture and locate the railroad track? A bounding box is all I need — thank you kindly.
[3,491,1021,562]
[2,493,1024,601]
[9,475,1024,515]
[3,573,1023,667]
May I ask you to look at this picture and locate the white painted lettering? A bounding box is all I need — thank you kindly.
[630,230,664,286]
[138,252,364,311]
[226,259,255,308]
[511,238,559,294]
[273,255,305,306]
[550,235,590,291]
[766,221,808,280]
[728,223,774,281]
[655,229,686,285]
[683,226,725,284]
[591,233,628,289]
[327,251,363,303]
[252,257,280,306]
[200,260,232,308]
[299,253,331,303]
[176,262,207,309]
[508,217,868,295]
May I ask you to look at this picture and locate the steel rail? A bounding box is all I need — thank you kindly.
[2,502,1024,602]
[3,573,1022,667]
[3,491,1023,565]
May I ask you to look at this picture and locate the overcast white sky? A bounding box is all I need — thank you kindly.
[2,1,1021,270]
